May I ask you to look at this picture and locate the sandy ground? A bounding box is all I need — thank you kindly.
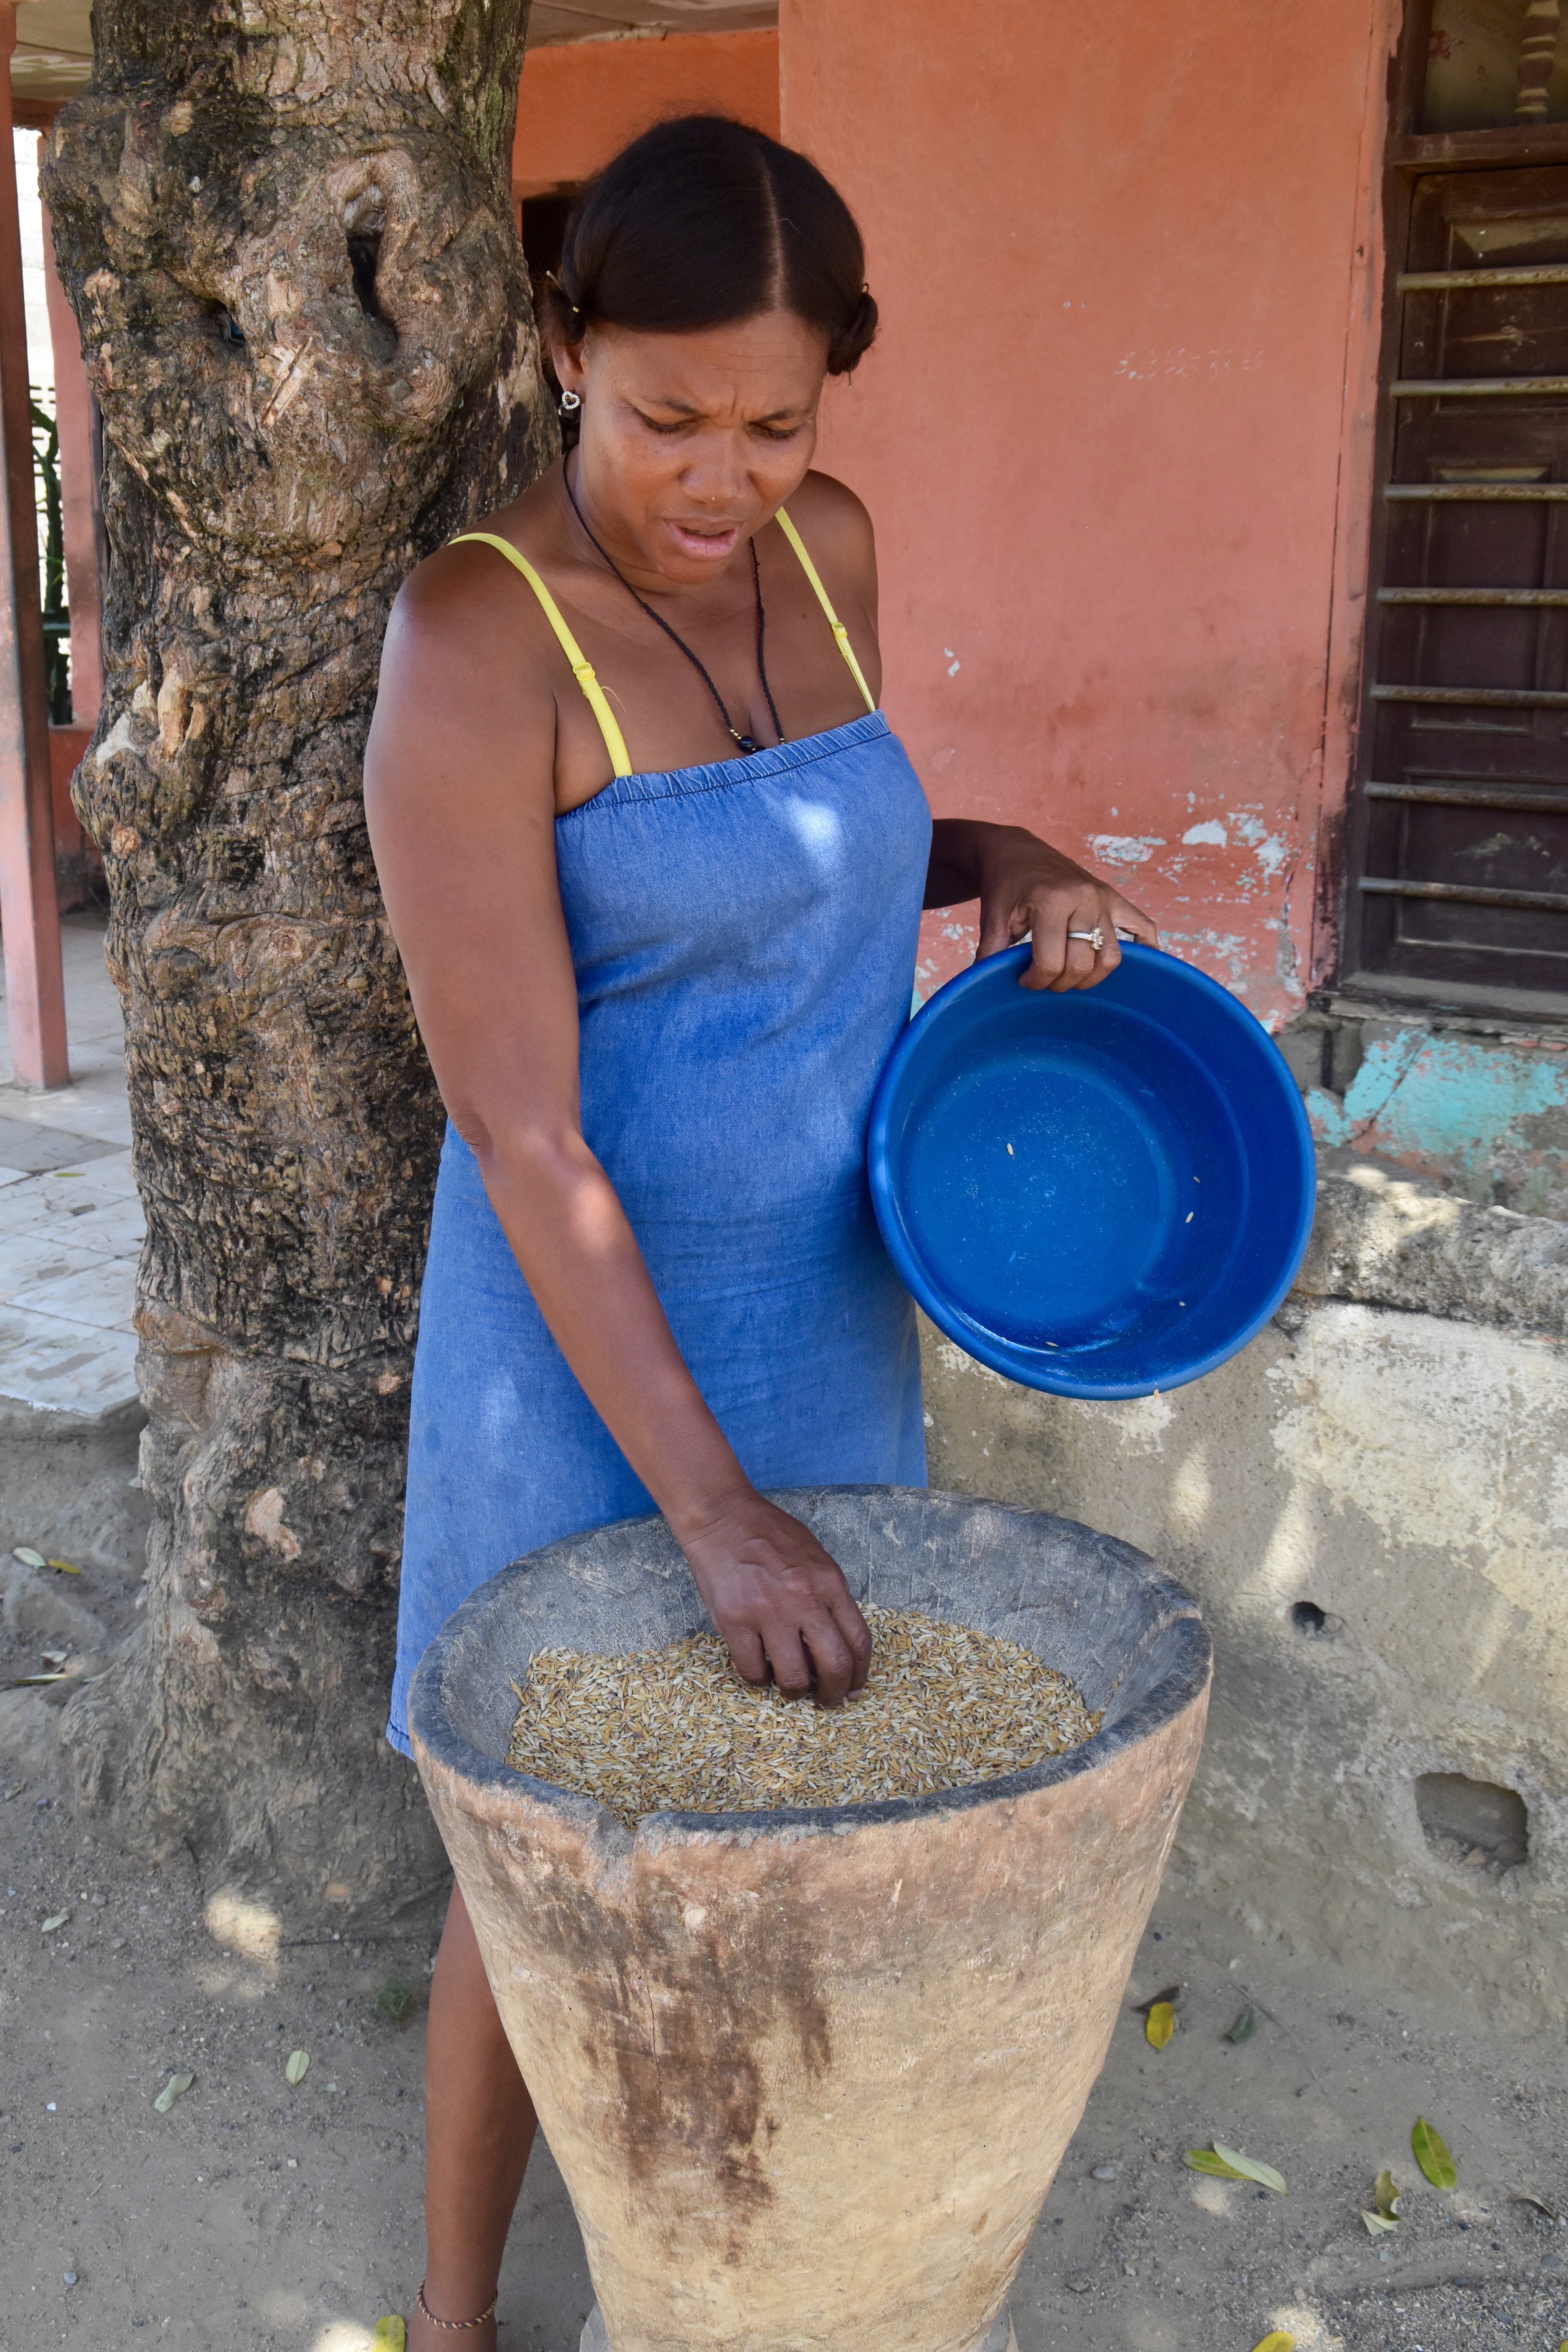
[6,922,1564,2352]
[3,1744,1566,2352]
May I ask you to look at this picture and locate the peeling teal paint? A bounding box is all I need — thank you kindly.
[1306,1031,1568,1216]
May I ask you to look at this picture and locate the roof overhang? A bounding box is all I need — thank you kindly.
[9,0,779,111]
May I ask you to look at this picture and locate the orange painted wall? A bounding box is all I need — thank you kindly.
[514,29,780,198]
[781,0,1396,1025]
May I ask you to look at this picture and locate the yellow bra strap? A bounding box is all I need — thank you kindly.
[448,531,633,779]
[773,506,877,715]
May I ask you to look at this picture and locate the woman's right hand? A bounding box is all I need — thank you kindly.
[675,1488,871,1707]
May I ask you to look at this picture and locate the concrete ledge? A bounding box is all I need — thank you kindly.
[921,1294,1568,2030]
[1296,1149,1568,1339]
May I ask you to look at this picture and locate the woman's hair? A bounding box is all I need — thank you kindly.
[538,115,877,378]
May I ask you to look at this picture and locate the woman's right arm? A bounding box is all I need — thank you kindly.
[364,548,870,1704]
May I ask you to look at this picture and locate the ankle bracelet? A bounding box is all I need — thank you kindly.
[418,2281,497,2331]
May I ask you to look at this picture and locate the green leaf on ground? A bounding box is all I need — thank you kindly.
[1374,2168,1403,2219]
[11,1546,45,1568]
[153,2071,194,2114]
[40,1911,69,1933]
[1144,2000,1176,2048]
[1361,2210,1398,2234]
[1212,2143,1287,2194]
[285,2047,310,2085]
[376,1978,419,2030]
[1226,2006,1257,2042]
[1183,2148,1249,2180]
[1413,2116,1457,2190]
[1250,2335,1294,2352]
[370,2321,406,2351]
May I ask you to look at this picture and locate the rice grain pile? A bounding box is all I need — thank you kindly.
[505,1605,1102,1826]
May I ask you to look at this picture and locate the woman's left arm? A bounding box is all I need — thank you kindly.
[926,819,1160,992]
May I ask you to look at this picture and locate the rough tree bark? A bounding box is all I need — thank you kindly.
[41,1,555,1925]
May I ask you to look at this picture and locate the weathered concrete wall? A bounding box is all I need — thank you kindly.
[1282,1009,1568,1220]
[780,0,1399,1023]
[921,1157,1568,2031]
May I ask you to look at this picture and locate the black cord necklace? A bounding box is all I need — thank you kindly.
[564,459,784,756]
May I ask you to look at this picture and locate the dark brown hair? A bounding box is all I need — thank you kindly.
[538,115,877,377]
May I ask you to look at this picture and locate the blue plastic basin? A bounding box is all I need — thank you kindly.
[869,942,1316,1398]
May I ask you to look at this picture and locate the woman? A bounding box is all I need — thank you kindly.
[366,114,1156,2344]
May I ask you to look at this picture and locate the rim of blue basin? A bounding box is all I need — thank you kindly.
[869,942,1316,1400]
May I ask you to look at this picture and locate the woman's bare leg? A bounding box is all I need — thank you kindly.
[410,1882,538,2346]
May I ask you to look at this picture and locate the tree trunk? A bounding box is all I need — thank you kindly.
[41,1,554,1927]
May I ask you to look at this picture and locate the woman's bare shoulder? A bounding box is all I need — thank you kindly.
[379,482,567,730]
[370,483,569,829]
[389,455,568,621]
[782,468,875,569]
[775,470,877,635]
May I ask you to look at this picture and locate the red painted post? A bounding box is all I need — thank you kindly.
[40,137,101,728]
[0,2,67,1087]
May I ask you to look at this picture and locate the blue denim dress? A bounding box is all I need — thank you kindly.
[386,708,932,1755]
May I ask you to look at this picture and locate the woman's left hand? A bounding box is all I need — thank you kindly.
[929,820,1160,993]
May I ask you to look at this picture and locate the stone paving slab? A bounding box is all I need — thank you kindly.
[31,1191,144,1256]
[0,1166,138,1241]
[0,1164,141,1415]
[0,914,141,1423]
[11,1253,137,1331]
[0,1301,139,1416]
[0,1113,121,1171]
[0,1229,114,1303]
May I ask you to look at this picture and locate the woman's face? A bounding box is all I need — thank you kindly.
[554,307,830,588]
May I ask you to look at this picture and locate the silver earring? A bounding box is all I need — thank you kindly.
[559,388,581,414]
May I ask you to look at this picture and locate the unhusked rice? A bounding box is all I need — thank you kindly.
[505,1605,1102,1826]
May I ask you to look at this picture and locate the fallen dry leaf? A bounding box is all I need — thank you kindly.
[1144,2000,1176,2049]
[1212,2142,1287,2195]
[1511,2190,1559,2221]
[1374,2167,1403,2220]
[45,1558,81,1576]
[11,1546,45,1569]
[1361,2210,1398,2234]
[1250,2336,1294,2352]
[40,1911,69,1933]
[285,2048,310,2085]
[153,2071,194,2114]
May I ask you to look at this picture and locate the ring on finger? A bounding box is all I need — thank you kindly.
[1066,925,1105,952]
